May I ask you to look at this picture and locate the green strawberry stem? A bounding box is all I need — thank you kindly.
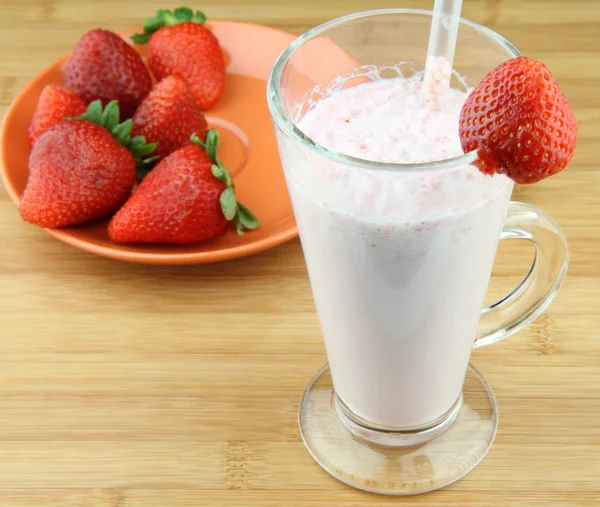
[76,100,159,180]
[191,130,259,235]
[131,7,206,45]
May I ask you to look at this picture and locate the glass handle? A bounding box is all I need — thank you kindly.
[474,201,569,349]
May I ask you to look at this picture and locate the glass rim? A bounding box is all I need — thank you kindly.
[266,8,522,172]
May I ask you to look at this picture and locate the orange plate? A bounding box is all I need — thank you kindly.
[0,21,298,265]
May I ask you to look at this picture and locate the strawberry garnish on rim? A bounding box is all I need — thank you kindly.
[458,57,577,184]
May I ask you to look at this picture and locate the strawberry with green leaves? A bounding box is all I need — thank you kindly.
[132,7,226,110]
[108,130,258,244]
[132,75,208,165]
[20,100,157,228]
[28,84,87,145]
[459,57,577,184]
[64,29,153,119]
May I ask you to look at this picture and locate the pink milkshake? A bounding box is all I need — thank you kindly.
[281,74,514,429]
[269,9,569,494]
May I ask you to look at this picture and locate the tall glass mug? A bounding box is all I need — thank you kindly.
[267,9,568,495]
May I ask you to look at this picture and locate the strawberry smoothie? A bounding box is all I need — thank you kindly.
[280,73,514,429]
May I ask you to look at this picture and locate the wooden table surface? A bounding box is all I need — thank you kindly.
[1,0,599,505]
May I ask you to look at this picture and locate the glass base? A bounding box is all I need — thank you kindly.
[298,363,498,495]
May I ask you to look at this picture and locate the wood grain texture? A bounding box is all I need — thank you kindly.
[1,0,599,505]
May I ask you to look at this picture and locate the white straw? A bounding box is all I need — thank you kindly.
[420,0,463,109]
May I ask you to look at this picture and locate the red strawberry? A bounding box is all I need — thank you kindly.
[108,130,258,244]
[28,84,87,145]
[132,75,208,163]
[459,57,577,184]
[20,101,157,228]
[131,8,225,110]
[63,29,153,119]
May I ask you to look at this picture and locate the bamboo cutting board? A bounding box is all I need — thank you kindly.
[0,0,599,505]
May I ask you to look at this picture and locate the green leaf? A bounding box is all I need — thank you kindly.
[78,100,157,176]
[133,142,158,159]
[112,119,132,146]
[162,10,179,26]
[79,99,103,125]
[138,143,159,156]
[78,100,125,133]
[101,100,120,132]
[211,164,228,184]
[87,100,103,122]
[215,163,232,186]
[220,187,237,221]
[143,15,163,32]
[145,154,160,164]
[174,7,193,21]
[204,129,219,162]
[237,203,259,230]
[193,127,259,233]
[130,136,158,157]
[129,136,146,148]
[190,132,205,148]
[235,216,245,236]
[131,32,151,45]
[192,10,207,24]
[132,14,163,43]
[131,7,206,45]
